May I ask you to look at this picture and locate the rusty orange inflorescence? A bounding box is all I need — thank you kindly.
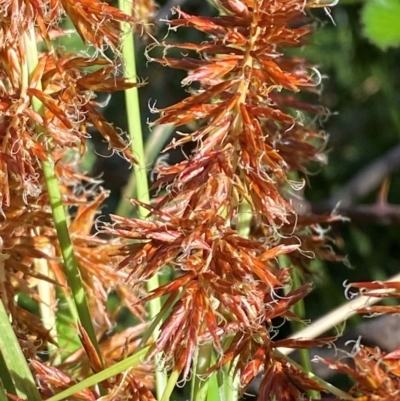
[105,0,343,399]
[4,0,392,400]
[0,0,153,399]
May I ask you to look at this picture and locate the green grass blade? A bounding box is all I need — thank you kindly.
[0,351,16,396]
[160,370,180,401]
[138,291,181,352]
[45,346,150,401]
[35,254,59,361]
[206,370,222,401]
[216,369,227,401]
[55,288,83,361]
[0,300,42,401]
[291,268,320,399]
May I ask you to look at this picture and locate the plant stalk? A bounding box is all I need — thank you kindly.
[117,2,166,398]
[115,9,148,219]
[191,342,214,401]
[291,268,320,399]
[280,254,319,399]
[23,27,103,365]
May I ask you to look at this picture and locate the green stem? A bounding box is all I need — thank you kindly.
[24,28,102,365]
[117,2,166,398]
[280,255,319,399]
[237,201,252,237]
[35,254,59,360]
[291,269,320,399]
[223,361,239,401]
[115,6,148,219]
[191,342,213,401]
[160,370,180,401]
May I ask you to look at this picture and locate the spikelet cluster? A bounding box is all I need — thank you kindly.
[0,0,154,398]
[106,0,342,398]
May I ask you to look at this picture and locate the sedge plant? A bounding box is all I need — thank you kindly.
[1,1,400,401]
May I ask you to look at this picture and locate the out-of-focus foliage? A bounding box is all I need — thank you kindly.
[307,5,400,262]
[362,0,400,50]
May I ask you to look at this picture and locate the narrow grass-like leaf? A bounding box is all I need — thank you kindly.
[0,300,42,401]
[138,291,181,352]
[45,346,150,401]
[0,351,16,396]
[206,353,222,401]
[206,376,222,401]
[55,289,82,361]
[160,370,180,401]
[279,271,400,358]
[216,369,227,401]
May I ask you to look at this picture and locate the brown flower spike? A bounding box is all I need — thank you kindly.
[108,0,341,398]
[1,0,153,400]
